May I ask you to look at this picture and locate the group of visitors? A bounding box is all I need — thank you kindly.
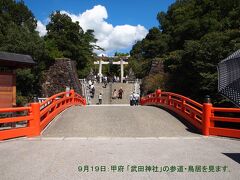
[95,74,109,84]
[113,75,129,83]
[86,74,139,105]
[98,89,140,105]
[112,87,124,99]
[113,75,120,83]
[91,73,130,84]
[129,92,140,106]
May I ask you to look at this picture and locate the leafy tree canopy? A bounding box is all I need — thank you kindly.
[114,52,129,57]
[45,11,97,77]
[130,0,240,105]
[0,1,99,105]
[0,0,53,105]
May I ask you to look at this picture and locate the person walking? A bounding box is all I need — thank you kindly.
[91,86,95,98]
[129,92,134,106]
[134,93,140,106]
[103,76,107,88]
[98,93,103,104]
[88,79,92,87]
[118,87,124,99]
[113,75,116,83]
[112,89,117,99]
[116,76,119,82]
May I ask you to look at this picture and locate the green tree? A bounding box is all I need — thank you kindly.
[114,52,129,56]
[130,0,240,105]
[0,0,53,104]
[129,27,170,78]
[45,11,97,78]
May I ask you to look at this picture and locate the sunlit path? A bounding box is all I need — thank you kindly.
[42,106,199,137]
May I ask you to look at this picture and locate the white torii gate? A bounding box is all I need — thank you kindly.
[113,58,128,83]
[94,59,109,83]
[94,57,128,83]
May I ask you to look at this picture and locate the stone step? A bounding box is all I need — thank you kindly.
[90,83,135,105]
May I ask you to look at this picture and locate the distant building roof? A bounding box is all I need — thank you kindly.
[0,51,35,68]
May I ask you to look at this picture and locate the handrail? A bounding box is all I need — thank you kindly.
[0,90,86,140]
[0,107,31,113]
[141,89,240,138]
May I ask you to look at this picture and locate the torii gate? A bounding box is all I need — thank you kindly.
[94,59,109,83]
[113,58,128,83]
[94,57,128,83]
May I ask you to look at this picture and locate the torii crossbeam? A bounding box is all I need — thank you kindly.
[94,56,128,83]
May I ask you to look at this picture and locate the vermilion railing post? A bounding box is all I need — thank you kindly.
[202,96,212,136]
[156,89,161,104]
[29,103,40,137]
[181,98,186,112]
[167,94,171,106]
[70,89,75,104]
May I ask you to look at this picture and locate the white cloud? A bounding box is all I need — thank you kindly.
[36,5,148,55]
[36,20,47,37]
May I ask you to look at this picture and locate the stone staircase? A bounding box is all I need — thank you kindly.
[111,83,134,104]
[90,83,112,104]
[90,83,136,105]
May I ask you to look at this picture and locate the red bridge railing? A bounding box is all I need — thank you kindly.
[140,89,240,138]
[0,90,86,140]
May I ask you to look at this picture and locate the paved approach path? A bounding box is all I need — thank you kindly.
[1,105,239,180]
[42,105,199,137]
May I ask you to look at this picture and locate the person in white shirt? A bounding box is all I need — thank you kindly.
[133,93,140,106]
[88,80,92,87]
[116,76,119,82]
[90,84,95,98]
[98,93,103,104]
[129,93,134,106]
[112,89,117,99]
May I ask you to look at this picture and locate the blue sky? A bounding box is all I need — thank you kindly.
[24,0,175,55]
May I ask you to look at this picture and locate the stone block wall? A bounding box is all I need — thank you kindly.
[40,58,82,97]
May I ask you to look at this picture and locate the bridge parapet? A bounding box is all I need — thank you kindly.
[141,89,240,138]
[0,90,86,140]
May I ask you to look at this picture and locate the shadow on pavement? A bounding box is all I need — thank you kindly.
[149,105,201,135]
[223,153,240,164]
